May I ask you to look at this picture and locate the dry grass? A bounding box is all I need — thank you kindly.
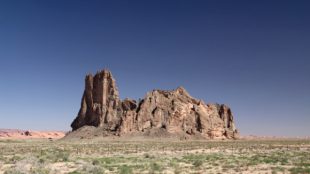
[0,139,309,173]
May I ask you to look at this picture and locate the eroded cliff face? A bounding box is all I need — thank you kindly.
[70,69,239,139]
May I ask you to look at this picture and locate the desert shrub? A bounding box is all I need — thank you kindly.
[55,150,70,162]
[68,171,81,174]
[89,166,105,174]
[4,169,25,174]
[144,153,151,158]
[168,159,178,168]
[118,165,133,174]
[144,153,154,159]
[30,166,50,174]
[37,149,70,163]
[99,157,114,164]
[92,159,101,165]
[38,158,45,164]
[192,160,203,168]
[222,164,235,172]
[80,163,105,174]
[9,156,22,164]
[174,166,182,174]
[6,156,39,174]
[149,162,162,173]
[106,166,114,171]
[289,167,310,174]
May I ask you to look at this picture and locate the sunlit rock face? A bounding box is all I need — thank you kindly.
[70,69,239,139]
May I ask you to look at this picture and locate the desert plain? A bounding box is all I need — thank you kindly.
[0,137,309,174]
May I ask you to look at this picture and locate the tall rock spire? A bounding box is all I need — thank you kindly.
[71,69,121,131]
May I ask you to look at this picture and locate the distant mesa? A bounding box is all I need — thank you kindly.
[0,129,65,139]
[68,69,239,139]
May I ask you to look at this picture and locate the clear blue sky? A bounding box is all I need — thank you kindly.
[0,1,309,136]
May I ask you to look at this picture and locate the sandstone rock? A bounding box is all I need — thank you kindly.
[69,69,239,139]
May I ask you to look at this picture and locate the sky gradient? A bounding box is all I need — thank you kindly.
[0,0,309,136]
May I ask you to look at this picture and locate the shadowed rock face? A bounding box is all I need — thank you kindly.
[71,69,239,139]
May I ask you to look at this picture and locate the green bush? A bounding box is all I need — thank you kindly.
[119,165,132,174]
[193,160,203,167]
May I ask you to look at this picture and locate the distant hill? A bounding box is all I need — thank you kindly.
[0,129,65,139]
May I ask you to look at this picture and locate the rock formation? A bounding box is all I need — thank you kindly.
[70,69,239,139]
